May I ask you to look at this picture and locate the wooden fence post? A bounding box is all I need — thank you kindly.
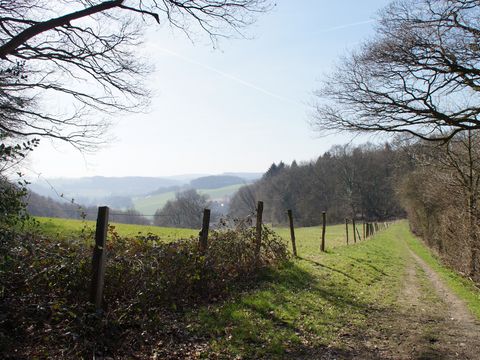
[352,218,357,243]
[356,227,362,242]
[345,218,349,245]
[321,211,326,252]
[199,208,211,254]
[255,201,264,263]
[90,206,109,311]
[287,210,297,257]
[363,222,366,241]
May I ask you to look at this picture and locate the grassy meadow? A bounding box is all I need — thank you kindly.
[34,216,198,241]
[187,221,407,357]
[273,221,365,255]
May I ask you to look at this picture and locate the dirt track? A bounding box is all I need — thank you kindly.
[338,244,480,360]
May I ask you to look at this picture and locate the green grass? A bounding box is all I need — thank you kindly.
[273,222,365,255]
[401,223,480,319]
[133,184,243,214]
[185,222,409,358]
[34,216,198,241]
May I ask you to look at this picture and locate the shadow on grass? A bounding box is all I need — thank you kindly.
[298,256,361,283]
[192,261,386,358]
[345,255,388,276]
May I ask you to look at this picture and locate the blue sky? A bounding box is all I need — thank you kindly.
[27,0,390,178]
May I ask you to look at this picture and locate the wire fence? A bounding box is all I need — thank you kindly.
[21,166,184,221]
[52,209,176,218]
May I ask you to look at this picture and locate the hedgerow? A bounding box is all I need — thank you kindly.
[0,222,289,358]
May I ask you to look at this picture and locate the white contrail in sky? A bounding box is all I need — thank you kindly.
[155,46,304,107]
[152,19,373,107]
[317,19,374,33]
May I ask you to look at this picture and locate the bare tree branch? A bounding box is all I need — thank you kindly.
[0,0,270,150]
[314,0,480,142]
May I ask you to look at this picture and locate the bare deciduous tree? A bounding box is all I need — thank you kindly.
[154,189,211,228]
[0,0,270,149]
[314,0,480,142]
[399,131,480,278]
[228,184,257,218]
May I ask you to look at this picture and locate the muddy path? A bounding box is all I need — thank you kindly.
[340,242,480,360]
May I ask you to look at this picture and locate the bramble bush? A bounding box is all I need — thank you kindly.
[0,220,289,358]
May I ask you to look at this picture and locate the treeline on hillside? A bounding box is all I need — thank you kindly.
[229,143,408,226]
[26,192,150,225]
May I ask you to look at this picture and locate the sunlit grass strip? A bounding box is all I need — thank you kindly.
[33,216,198,241]
[273,222,366,255]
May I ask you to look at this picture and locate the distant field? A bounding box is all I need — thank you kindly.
[199,184,244,200]
[273,222,364,255]
[34,217,198,241]
[133,192,176,215]
[133,184,244,214]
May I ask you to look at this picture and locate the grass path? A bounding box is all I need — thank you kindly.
[156,221,480,359]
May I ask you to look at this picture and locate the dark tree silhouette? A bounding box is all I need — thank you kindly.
[314,0,480,142]
[0,0,270,149]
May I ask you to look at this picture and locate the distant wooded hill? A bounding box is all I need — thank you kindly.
[25,144,409,227]
[28,176,186,200]
[27,173,261,216]
[189,175,246,189]
[26,191,150,225]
